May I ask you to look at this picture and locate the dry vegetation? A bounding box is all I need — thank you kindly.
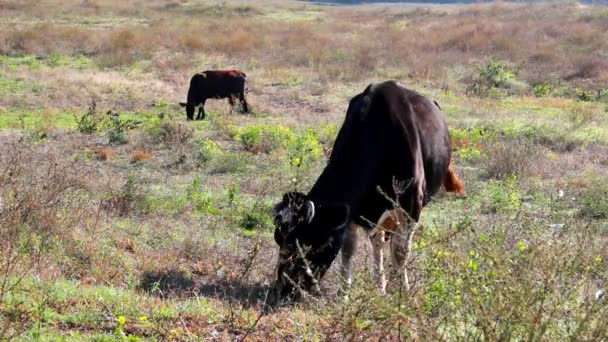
[1,0,607,340]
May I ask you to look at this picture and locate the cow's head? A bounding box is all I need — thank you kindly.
[179,102,195,120]
[272,192,349,302]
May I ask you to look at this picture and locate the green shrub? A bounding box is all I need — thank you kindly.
[195,138,222,164]
[576,88,592,102]
[235,123,294,153]
[75,100,99,134]
[467,61,517,98]
[103,111,142,145]
[287,129,323,167]
[239,210,273,231]
[478,60,515,88]
[533,83,551,97]
[187,177,218,215]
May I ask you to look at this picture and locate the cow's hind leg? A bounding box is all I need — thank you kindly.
[339,224,358,296]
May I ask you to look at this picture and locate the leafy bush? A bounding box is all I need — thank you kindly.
[533,83,551,97]
[235,123,294,153]
[478,60,515,88]
[239,210,273,231]
[467,61,517,97]
[287,129,323,167]
[576,88,593,102]
[195,138,222,164]
[75,100,99,134]
[187,177,218,215]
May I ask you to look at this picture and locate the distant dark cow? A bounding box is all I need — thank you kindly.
[272,81,464,301]
[179,70,249,120]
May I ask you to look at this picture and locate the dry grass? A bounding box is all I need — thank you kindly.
[130,146,151,163]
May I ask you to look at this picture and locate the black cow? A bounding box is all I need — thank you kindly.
[272,81,464,301]
[179,69,249,120]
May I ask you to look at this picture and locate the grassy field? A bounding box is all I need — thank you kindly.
[1,0,607,340]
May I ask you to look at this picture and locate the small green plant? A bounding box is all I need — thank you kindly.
[196,138,222,164]
[287,129,323,167]
[468,61,516,97]
[226,182,240,206]
[104,110,142,145]
[75,100,99,134]
[187,177,218,214]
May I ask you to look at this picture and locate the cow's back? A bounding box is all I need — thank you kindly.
[189,70,246,100]
[309,81,452,229]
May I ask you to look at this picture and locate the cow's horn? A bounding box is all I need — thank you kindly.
[305,200,315,224]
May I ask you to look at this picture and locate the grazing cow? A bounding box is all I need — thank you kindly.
[179,70,249,120]
[272,81,464,301]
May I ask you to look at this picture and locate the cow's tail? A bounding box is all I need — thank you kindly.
[443,164,465,194]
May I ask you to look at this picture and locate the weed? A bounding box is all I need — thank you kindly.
[104,111,142,145]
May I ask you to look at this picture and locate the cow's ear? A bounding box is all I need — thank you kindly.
[179,102,187,107]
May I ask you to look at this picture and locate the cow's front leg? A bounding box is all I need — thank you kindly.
[196,101,206,120]
[339,224,358,297]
